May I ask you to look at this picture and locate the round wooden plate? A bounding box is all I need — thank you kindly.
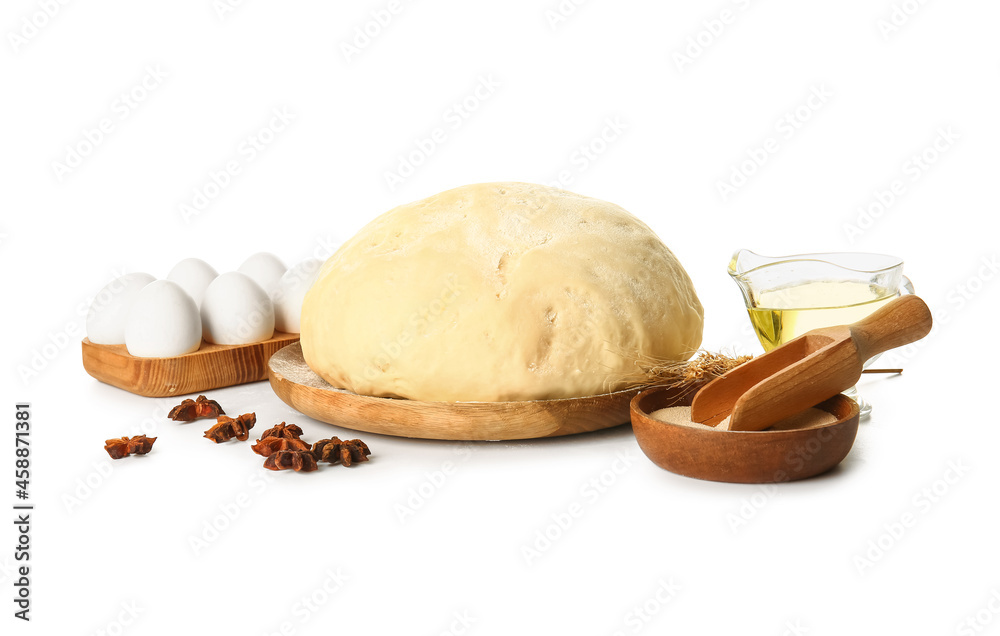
[267,342,644,440]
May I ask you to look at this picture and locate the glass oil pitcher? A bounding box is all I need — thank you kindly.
[728,250,914,418]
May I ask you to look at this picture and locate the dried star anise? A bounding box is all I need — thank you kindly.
[104,435,157,459]
[204,413,256,443]
[168,395,225,422]
[251,436,310,457]
[263,449,318,472]
[259,422,304,440]
[311,437,371,467]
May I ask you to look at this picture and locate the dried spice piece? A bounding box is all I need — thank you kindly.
[259,422,304,440]
[311,438,371,467]
[263,450,318,472]
[126,435,157,455]
[251,436,310,457]
[104,435,157,459]
[203,413,257,443]
[168,395,225,422]
[204,419,235,443]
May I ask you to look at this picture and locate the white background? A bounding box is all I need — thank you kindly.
[2,0,999,634]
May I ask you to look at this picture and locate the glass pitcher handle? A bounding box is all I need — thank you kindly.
[900,275,914,296]
[864,275,914,370]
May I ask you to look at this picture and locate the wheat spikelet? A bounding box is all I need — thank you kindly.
[610,349,752,394]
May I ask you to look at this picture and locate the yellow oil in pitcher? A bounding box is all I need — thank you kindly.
[748,280,896,351]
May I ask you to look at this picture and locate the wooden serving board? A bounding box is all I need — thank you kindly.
[268,342,644,441]
[82,332,300,397]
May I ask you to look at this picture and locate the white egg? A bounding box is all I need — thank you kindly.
[124,280,203,357]
[201,272,275,345]
[86,272,157,345]
[166,258,218,307]
[237,252,287,294]
[271,258,323,333]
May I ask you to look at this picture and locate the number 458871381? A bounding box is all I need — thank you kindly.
[15,404,30,497]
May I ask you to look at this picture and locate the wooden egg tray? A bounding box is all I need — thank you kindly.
[81,332,300,397]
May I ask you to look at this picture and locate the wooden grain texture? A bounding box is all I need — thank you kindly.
[632,386,860,483]
[82,332,300,397]
[692,295,932,431]
[267,342,643,440]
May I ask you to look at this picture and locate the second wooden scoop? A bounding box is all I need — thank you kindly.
[691,294,933,431]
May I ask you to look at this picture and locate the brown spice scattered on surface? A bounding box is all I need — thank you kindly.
[204,413,257,443]
[251,436,310,457]
[200,415,371,474]
[259,422,304,440]
[104,435,157,459]
[168,395,225,421]
[263,449,318,472]
[311,438,371,467]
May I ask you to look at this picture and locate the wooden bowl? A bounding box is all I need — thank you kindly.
[268,342,643,440]
[630,386,860,483]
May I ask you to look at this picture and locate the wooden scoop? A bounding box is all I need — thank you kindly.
[691,294,933,431]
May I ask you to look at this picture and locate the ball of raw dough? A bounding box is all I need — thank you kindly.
[301,182,704,401]
[201,272,275,345]
[124,280,203,357]
[271,259,323,333]
[87,272,156,345]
